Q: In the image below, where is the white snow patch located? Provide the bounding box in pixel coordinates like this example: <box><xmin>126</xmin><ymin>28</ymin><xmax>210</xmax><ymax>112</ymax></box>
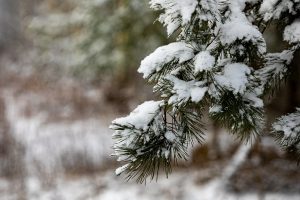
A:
<box><xmin>215</xmin><ymin>63</ymin><xmax>251</xmax><ymax>94</ymax></box>
<box><xmin>220</xmin><ymin>10</ymin><xmax>266</xmax><ymax>54</ymax></box>
<box><xmin>209</xmin><ymin>105</ymin><xmax>222</xmax><ymax>113</ymax></box>
<box><xmin>166</xmin><ymin>75</ymin><xmax>207</xmax><ymax>105</ymax></box>
<box><xmin>194</xmin><ymin>51</ymin><xmax>216</xmax><ymax>74</ymax></box>
<box><xmin>259</xmin><ymin>0</ymin><xmax>279</xmax><ymax>14</ymax></box>
<box><xmin>260</xmin><ymin>0</ymin><xmax>299</xmax><ymax>21</ymax></box>
<box><xmin>284</xmin><ymin>20</ymin><xmax>300</xmax><ymax>44</ymax></box>
<box><xmin>190</xmin><ymin>87</ymin><xmax>208</xmax><ymax>102</ymax></box>
<box><xmin>138</xmin><ymin>42</ymin><xmax>194</xmax><ymax>78</ymax></box>
<box><xmin>150</xmin><ymin>0</ymin><xmax>198</xmax><ymax>35</ymax></box>
<box><xmin>165</xmin><ymin>131</ymin><xmax>176</xmax><ymax>143</ymax></box>
<box><xmin>111</xmin><ymin>101</ymin><xmax>162</xmax><ymax>131</ymax></box>
<box><xmin>115</xmin><ymin>163</ymin><xmax>130</xmax><ymax>176</ymax></box>
<box><xmin>163</xmin><ymin>149</ymin><xmax>170</xmax><ymax>159</ymax></box>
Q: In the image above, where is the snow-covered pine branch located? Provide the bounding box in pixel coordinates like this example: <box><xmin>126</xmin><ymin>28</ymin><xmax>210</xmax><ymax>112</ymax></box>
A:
<box><xmin>273</xmin><ymin>109</ymin><xmax>300</xmax><ymax>158</ymax></box>
<box><xmin>111</xmin><ymin>0</ymin><xmax>300</xmax><ymax>182</ymax></box>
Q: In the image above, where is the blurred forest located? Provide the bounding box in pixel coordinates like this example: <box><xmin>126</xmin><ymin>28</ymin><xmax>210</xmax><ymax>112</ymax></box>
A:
<box><xmin>0</xmin><ymin>0</ymin><xmax>299</xmax><ymax>200</ymax></box>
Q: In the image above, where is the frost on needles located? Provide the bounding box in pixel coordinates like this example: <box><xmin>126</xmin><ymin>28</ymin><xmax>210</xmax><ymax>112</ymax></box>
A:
<box><xmin>110</xmin><ymin>0</ymin><xmax>300</xmax><ymax>182</ymax></box>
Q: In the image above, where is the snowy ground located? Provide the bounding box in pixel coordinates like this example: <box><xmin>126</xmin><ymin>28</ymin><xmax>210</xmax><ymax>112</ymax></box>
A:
<box><xmin>1</xmin><ymin>169</ymin><xmax>299</xmax><ymax>200</ymax></box>
<box><xmin>0</xmin><ymin>74</ymin><xmax>299</xmax><ymax>200</ymax></box>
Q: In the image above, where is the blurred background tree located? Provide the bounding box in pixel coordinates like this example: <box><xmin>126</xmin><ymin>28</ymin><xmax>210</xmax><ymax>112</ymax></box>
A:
<box><xmin>26</xmin><ymin>0</ymin><xmax>169</xmax><ymax>111</ymax></box>
<box><xmin>27</xmin><ymin>0</ymin><xmax>167</xmax><ymax>81</ymax></box>
<box><xmin>0</xmin><ymin>0</ymin><xmax>20</xmax><ymax>53</ymax></box>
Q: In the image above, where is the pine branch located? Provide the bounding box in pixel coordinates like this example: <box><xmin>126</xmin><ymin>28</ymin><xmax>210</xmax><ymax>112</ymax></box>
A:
<box><xmin>273</xmin><ymin>109</ymin><xmax>300</xmax><ymax>161</ymax></box>
<box><xmin>111</xmin><ymin>0</ymin><xmax>300</xmax><ymax>182</ymax></box>
<box><xmin>209</xmin><ymin>91</ymin><xmax>264</xmax><ymax>142</ymax></box>
<box><xmin>111</xmin><ymin>101</ymin><xmax>205</xmax><ymax>183</ymax></box>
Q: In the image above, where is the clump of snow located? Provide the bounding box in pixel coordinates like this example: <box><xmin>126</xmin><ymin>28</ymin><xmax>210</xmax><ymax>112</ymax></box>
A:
<box><xmin>166</xmin><ymin>75</ymin><xmax>207</xmax><ymax>105</ymax></box>
<box><xmin>260</xmin><ymin>0</ymin><xmax>299</xmax><ymax>21</ymax></box>
<box><xmin>215</xmin><ymin>63</ymin><xmax>251</xmax><ymax>94</ymax></box>
<box><xmin>259</xmin><ymin>0</ymin><xmax>279</xmax><ymax>17</ymax></box>
<box><xmin>190</xmin><ymin>87</ymin><xmax>208</xmax><ymax>102</ymax></box>
<box><xmin>165</xmin><ymin>131</ymin><xmax>176</xmax><ymax>143</ymax></box>
<box><xmin>219</xmin><ymin>11</ymin><xmax>266</xmax><ymax>54</ymax></box>
<box><xmin>111</xmin><ymin>101</ymin><xmax>163</xmax><ymax>131</ymax></box>
<box><xmin>284</xmin><ymin>20</ymin><xmax>300</xmax><ymax>44</ymax></box>
<box><xmin>138</xmin><ymin>42</ymin><xmax>194</xmax><ymax>78</ymax></box>
<box><xmin>150</xmin><ymin>0</ymin><xmax>198</xmax><ymax>35</ymax></box>
<box><xmin>194</xmin><ymin>51</ymin><xmax>216</xmax><ymax>74</ymax></box>
<box><xmin>115</xmin><ymin>163</ymin><xmax>130</xmax><ymax>176</ymax></box>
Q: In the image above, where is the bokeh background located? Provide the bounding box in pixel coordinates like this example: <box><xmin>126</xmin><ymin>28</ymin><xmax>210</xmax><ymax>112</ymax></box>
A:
<box><xmin>0</xmin><ymin>0</ymin><xmax>299</xmax><ymax>199</ymax></box>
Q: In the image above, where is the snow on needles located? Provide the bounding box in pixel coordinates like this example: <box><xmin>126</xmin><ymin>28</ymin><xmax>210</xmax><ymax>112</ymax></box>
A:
<box><xmin>215</xmin><ymin>63</ymin><xmax>251</xmax><ymax>94</ymax></box>
<box><xmin>138</xmin><ymin>42</ymin><xmax>194</xmax><ymax>78</ymax></box>
<box><xmin>220</xmin><ymin>10</ymin><xmax>266</xmax><ymax>54</ymax></box>
<box><xmin>273</xmin><ymin>108</ymin><xmax>300</xmax><ymax>140</ymax></box>
<box><xmin>115</xmin><ymin>163</ymin><xmax>130</xmax><ymax>176</ymax></box>
<box><xmin>194</xmin><ymin>51</ymin><xmax>216</xmax><ymax>74</ymax></box>
<box><xmin>150</xmin><ymin>0</ymin><xmax>198</xmax><ymax>35</ymax></box>
<box><xmin>111</xmin><ymin>101</ymin><xmax>163</xmax><ymax>131</ymax></box>
<box><xmin>260</xmin><ymin>0</ymin><xmax>300</xmax><ymax>21</ymax></box>
<box><xmin>166</xmin><ymin>75</ymin><xmax>208</xmax><ymax>105</ymax></box>
<box><xmin>284</xmin><ymin>20</ymin><xmax>300</xmax><ymax>44</ymax></box>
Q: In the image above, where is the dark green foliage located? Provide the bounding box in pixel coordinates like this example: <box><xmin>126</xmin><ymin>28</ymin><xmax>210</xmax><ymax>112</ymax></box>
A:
<box><xmin>210</xmin><ymin>91</ymin><xmax>264</xmax><ymax>141</ymax></box>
